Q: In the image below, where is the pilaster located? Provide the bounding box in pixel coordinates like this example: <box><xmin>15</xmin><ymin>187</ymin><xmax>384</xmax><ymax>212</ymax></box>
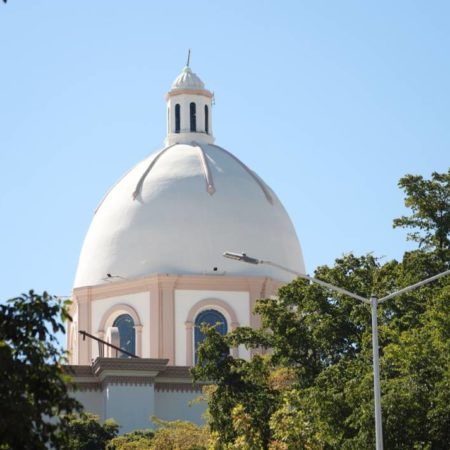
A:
<box><xmin>75</xmin><ymin>287</ymin><xmax>92</xmax><ymax>364</ymax></box>
<box><xmin>159</xmin><ymin>277</ymin><xmax>177</xmax><ymax>364</ymax></box>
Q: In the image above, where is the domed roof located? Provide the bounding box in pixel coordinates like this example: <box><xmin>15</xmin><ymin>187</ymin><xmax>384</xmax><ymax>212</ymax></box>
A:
<box><xmin>74</xmin><ymin>143</ymin><xmax>305</xmax><ymax>287</ymax></box>
<box><xmin>171</xmin><ymin>66</ymin><xmax>205</xmax><ymax>90</ymax></box>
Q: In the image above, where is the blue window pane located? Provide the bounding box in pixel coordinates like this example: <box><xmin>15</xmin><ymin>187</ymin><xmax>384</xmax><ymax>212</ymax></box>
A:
<box><xmin>194</xmin><ymin>309</ymin><xmax>227</xmax><ymax>363</ymax></box>
<box><xmin>113</xmin><ymin>314</ymin><xmax>135</xmax><ymax>358</ymax></box>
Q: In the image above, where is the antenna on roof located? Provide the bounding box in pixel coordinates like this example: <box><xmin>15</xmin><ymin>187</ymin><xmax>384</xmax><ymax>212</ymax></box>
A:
<box><xmin>186</xmin><ymin>49</ymin><xmax>191</xmax><ymax>67</ymax></box>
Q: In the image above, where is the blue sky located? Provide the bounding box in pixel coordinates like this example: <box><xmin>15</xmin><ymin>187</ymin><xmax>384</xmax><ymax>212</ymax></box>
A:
<box><xmin>0</xmin><ymin>1</ymin><xmax>449</xmax><ymax>304</ymax></box>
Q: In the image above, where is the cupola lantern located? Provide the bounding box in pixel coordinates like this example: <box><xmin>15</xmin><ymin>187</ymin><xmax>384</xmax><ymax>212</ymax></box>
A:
<box><xmin>165</xmin><ymin>65</ymin><xmax>214</xmax><ymax>146</ymax></box>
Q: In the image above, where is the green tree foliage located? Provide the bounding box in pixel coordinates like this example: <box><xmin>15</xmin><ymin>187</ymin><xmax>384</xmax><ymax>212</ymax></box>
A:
<box><xmin>106</xmin><ymin>429</ymin><xmax>154</xmax><ymax>450</ymax></box>
<box><xmin>192</xmin><ymin>330</ymin><xmax>279</xmax><ymax>448</ymax></box>
<box><xmin>194</xmin><ymin>250</ymin><xmax>450</xmax><ymax>449</ymax></box>
<box><xmin>147</xmin><ymin>418</ymin><xmax>208</xmax><ymax>450</ymax></box>
<box><xmin>194</xmin><ymin>169</ymin><xmax>450</xmax><ymax>449</ymax></box>
<box><xmin>106</xmin><ymin>419</ymin><xmax>207</xmax><ymax>450</ymax></box>
<box><xmin>393</xmin><ymin>169</ymin><xmax>450</xmax><ymax>251</ymax></box>
<box><xmin>62</xmin><ymin>413</ymin><xmax>119</xmax><ymax>450</ymax></box>
<box><xmin>0</xmin><ymin>291</ymin><xmax>82</xmax><ymax>450</ymax></box>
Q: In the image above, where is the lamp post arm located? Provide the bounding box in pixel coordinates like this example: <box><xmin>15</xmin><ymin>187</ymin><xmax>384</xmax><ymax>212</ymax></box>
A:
<box><xmin>378</xmin><ymin>268</ymin><xmax>450</xmax><ymax>303</ymax></box>
<box><xmin>261</xmin><ymin>259</ymin><xmax>370</xmax><ymax>304</ymax></box>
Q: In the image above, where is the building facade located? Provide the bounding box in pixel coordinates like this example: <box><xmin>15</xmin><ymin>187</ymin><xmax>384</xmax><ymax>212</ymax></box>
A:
<box><xmin>67</xmin><ymin>64</ymin><xmax>304</xmax><ymax>430</ymax></box>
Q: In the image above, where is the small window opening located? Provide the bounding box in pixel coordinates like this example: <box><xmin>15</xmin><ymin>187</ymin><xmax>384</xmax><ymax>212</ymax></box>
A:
<box><xmin>175</xmin><ymin>104</ymin><xmax>181</xmax><ymax>133</ymax></box>
<box><xmin>194</xmin><ymin>309</ymin><xmax>227</xmax><ymax>364</ymax></box>
<box><xmin>113</xmin><ymin>314</ymin><xmax>136</xmax><ymax>358</ymax></box>
<box><xmin>190</xmin><ymin>102</ymin><xmax>197</xmax><ymax>132</ymax></box>
<box><xmin>205</xmin><ymin>105</ymin><xmax>209</xmax><ymax>134</ymax></box>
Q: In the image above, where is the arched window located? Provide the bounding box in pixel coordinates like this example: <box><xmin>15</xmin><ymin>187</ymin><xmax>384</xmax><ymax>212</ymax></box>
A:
<box><xmin>190</xmin><ymin>102</ymin><xmax>197</xmax><ymax>132</ymax></box>
<box><xmin>194</xmin><ymin>309</ymin><xmax>227</xmax><ymax>363</ymax></box>
<box><xmin>204</xmin><ymin>105</ymin><xmax>209</xmax><ymax>134</ymax></box>
<box><xmin>113</xmin><ymin>314</ymin><xmax>135</xmax><ymax>358</ymax></box>
<box><xmin>175</xmin><ymin>104</ymin><xmax>181</xmax><ymax>133</ymax></box>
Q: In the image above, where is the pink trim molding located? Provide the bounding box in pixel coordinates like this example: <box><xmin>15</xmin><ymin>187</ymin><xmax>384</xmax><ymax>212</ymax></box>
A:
<box><xmin>71</xmin><ymin>274</ymin><xmax>283</xmax><ymax>365</ymax></box>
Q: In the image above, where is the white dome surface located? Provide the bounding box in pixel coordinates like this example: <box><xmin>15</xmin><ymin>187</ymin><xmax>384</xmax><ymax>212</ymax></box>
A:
<box><xmin>74</xmin><ymin>143</ymin><xmax>305</xmax><ymax>287</ymax></box>
<box><xmin>171</xmin><ymin>66</ymin><xmax>205</xmax><ymax>90</ymax></box>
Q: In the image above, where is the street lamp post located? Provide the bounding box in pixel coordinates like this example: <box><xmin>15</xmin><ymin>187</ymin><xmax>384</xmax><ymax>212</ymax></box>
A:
<box><xmin>223</xmin><ymin>251</ymin><xmax>450</xmax><ymax>450</ymax></box>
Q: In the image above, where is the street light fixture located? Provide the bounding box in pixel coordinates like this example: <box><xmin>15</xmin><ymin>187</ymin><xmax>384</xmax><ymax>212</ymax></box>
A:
<box><xmin>223</xmin><ymin>251</ymin><xmax>450</xmax><ymax>450</ymax></box>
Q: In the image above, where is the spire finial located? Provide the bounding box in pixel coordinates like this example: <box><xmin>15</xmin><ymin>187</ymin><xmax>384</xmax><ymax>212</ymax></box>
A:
<box><xmin>186</xmin><ymin>49</ymin><xmax>191</xmax><ymax>67</ymax></box>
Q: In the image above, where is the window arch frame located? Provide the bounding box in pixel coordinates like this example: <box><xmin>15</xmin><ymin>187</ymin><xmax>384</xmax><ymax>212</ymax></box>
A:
<box><xmin>185</xmin><ymin>299</ymin><xmax>239</xmax><ymax>366</ymax></box>
<box><xmin>194</xmin><ymin>309</ymin><xmax>227</xmax><ymax>363</ymax></box>
<box><xmin>97</xmin><ymin>304</ymin><xmax>143</xmax><ymax>357</ymax></box>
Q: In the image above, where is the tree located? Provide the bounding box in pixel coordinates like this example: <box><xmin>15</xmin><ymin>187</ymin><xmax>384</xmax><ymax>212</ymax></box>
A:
<box><xmin>146</xmin><ymin>418</ymin><xmax>208</xmax><ymax>450</ymax></box>
<box><xmin>193</xmin><ymin>169</ymin><xmax>450</xmax><ymax>449</ymax></box>
<box><xmin>107</xmin><ymin>419</ymin><xmax>208</xmax><ymax>450</ymax></box>
<box><xmin>192</xmin><ymin>329</ymin><xmax>280</xmax><ymax>448</ymax></box>
<box><xmin>62</xmin><ymin>413</ymin><xmax>119</xmax><ymax>450</ymax></box>
<box><xmin>193</xmin><ymin>254</ymin><xmax>378</xmax><ymax>448</ymax></box>
<box><xmin>0</xmin><ymin>290</ymin><xmax>82</xmax><ymax>449</ymax></box>
<box><xmin>193</xmin><ymin>250</ymin><xmax>450</xmax><ymax>449</ymax></box>
<box><xmin>106</xmin><ymin>429</ymin><xmax>154</xmax><ymax>450</ymax></box>
<box><xmin>393</xmin><ymin>169</ymin><xmax>450</xmax><ymax>251</ymax></box>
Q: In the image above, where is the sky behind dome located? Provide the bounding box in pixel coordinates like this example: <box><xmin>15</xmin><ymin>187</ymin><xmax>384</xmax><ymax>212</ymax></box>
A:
<box><xmin>0</xmin><ymin>1</ymin><xmax>449</xmax><ymax>304</ymax></box>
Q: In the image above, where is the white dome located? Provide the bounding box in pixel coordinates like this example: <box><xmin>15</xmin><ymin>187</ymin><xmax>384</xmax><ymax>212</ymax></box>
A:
<box><xmin>74</xmin><ymin>143</ymin><xmax>305</xmax><ymax>287</ymax></box>
<box><xmin>171</xmin><ymin>66</ymin><xmax>205</xmax><ymax>90</ymax></box>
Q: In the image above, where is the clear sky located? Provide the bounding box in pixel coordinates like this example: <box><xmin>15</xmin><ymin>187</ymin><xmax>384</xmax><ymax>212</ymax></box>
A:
<box><xmin>0</xmin><ymin>1</ymin><xmax>449</xmax><ymax>304</ymax></box>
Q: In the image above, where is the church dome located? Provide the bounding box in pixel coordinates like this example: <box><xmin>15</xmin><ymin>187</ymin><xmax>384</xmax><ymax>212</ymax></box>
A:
<box><xmin>73</xmin><ymin>65</ymin><xmax>305</xmax><ymax>287</ymax></box>
<box><xmin>74</xmin><ymin>142</ymin><xmax>304</xmax><ymax>287</ymax></box>
<box><xmin>171</xmin><ymin>66</ymin><xmax>205</xmax><ymax>90</ymax></box>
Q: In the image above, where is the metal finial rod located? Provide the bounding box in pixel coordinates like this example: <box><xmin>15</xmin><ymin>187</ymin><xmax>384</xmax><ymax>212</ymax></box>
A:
<box><xmin>186</xmin><ymin>49</ymin><xmax>191</xmax><ymax>67</ymax></box>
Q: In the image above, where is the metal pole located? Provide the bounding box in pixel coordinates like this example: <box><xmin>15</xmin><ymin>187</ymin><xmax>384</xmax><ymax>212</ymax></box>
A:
<box><xmin>379</xmin><ymin>267</ymin><xmax>450</xmax><ymax>303</ymax></box>
<box><xmin>223</xmin><ymin>251</ymin><xmax>450</xmax><ymax>450</ymax></box>
<box><xmin>371</xmin><ymin>297</ymin><xmax>383</xmax><ymax>450</ymax></box>
<box><xmin>261</xmin><ymin>259</ymin><xmax>369</xmax><ymax>303</ymax></box>
<box><xmin>78</xmin><ymin>330</ymin><xmax>139</xmax><ymax>359</ymax></box>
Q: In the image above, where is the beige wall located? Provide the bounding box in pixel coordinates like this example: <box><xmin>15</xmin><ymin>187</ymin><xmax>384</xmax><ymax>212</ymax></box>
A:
<box><xmin>69</xmin><ymin>274</ymin><xmax>281</xmax><ymax>366</ymax></box>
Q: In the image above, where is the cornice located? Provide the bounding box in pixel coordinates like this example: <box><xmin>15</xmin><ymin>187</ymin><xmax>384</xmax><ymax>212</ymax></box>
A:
<box><xmin>102</xmin><ymin>376</ymin><xmax>154</xmax><ymax>387</ymax></box>
<box><xmin>72</xmin><ymin>381</ymin><xmax>102</xmax><ymax>391</ymax></box>
<box><xmin>72</xmin><ymin>380</ymin><xmax>204</xmax><ymax>392</ymax></box>
<box><xmin>174</xmin><ymin>275</ymin><xmax>255</xmax><ymax>291</ymax></box>
<box><xmin>66</xmin><ymin>362</ymin><xmax>194</xmax><ymax>379</ymax></box>
<box><xmin>92</xmin><ymin>357</ymin><xmax>169</xmax><ymax>376</ymax></box>
<box><xmin>160</xmin><ymin>366</ymin><xmax>193</xmax><ymax>378</ymax></box>
<box><xmin>65</xmin><ymin>360</ymin><xmax>210</xmax><ymax>392</ymax></box>
<box><xmin>155</xmin><ymin>382</ymin><xmax>203</xmax><ymax>393</ymax></box>
<box><xmin>166</xmin><ymin>89</ymin><xmax>213</xmax><ymax>100</ymax></box>
<box><xmin>74</xmin><ymin>286</ymin><xmax>92</xmax><ymax>303</ymax></box>
<box><xmin>73</xmin><ymin>274</ymin><xmax>281</xmax><ymax>302</ymax></box>
<box><xmin>65</xmin><ymin>365</ymin><xmax>93</xmax><ymax>377</ymax></box>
